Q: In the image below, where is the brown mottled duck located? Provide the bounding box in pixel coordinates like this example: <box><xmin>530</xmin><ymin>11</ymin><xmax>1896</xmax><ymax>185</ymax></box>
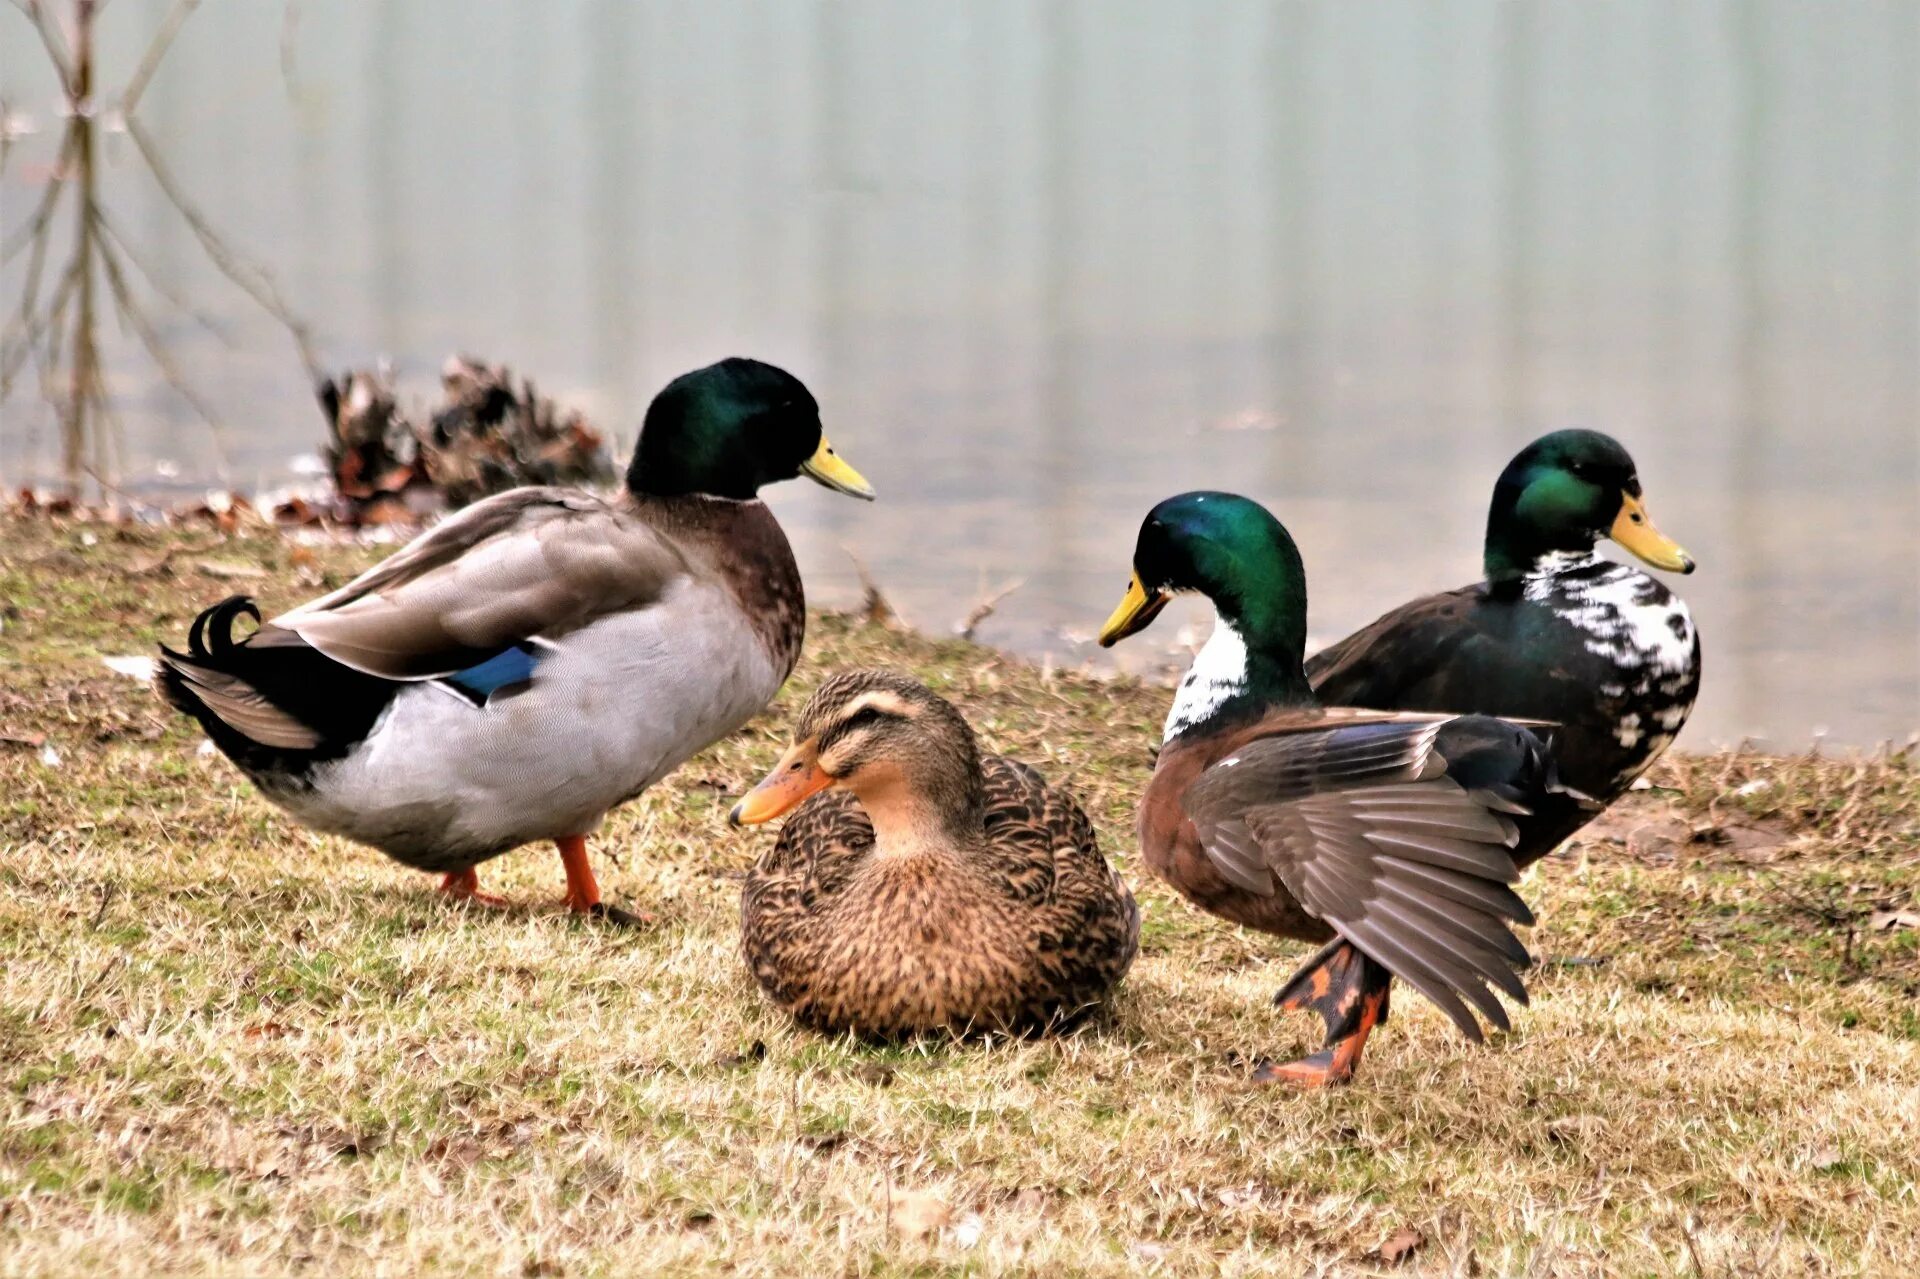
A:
<box><xmin>729</xmin><ymin>670</ymin><xmax>1140</xmax><ymax>1038</ymax></box>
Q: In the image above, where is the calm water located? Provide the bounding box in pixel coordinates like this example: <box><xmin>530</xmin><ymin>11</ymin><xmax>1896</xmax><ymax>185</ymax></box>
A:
<box><xmin>3</xmin><ymin>2</ymin><xmax>1916</xmax><ymax>749</ymax></box>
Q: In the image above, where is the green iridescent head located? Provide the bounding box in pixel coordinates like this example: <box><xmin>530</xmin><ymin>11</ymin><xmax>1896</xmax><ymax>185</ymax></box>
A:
<box><xmin>1484</xmin><ymin>429</ymin><xmax>1693</xmax><ymax>582</ymax></box>
<box><xmin>1098</xmin><ymin>491</ymin><xmax>1310</xmax><ymax>676</ymax></box>
<box><xmin>626</xmin><ymin>358</ymin><xmax>874</xmax><ymax>502</ymax></box>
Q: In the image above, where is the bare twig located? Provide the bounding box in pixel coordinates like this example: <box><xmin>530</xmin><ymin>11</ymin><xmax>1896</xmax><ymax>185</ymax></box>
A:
<box><xmin>954</xmin><ymin>574</ymin><xmax>1026</xmax><ymax>641</ymax></box>
<box><xmin>842</xmin><ymin>545</ymin><xmax>902</xmax><ymax>630</ymax></box>
<box><xmin>0</xmin><ymin>118</ymin><xmax>75</xmax><ymax>266</ymax></box>
<box><xmin>93</xmin><ymin>210</ymin><xmax>234</xmax><ymax>477</ymax></box>
<box><xmin>10</xmin><ymin>0</ymin><xmax>77</xmax><ymax>89</ymax></box>
<box><xmin>125</xmin><ymin>117</ymin><xmax>322</xmax><ymax>380</ymax></box>
<box><xmin>118</xmin><ymin>0</ymin><xmax>200</xmax><ymax>115</ymax></box>
<box><xmin>91</xmin><ymin>203</ymin><xmax>229</xmax><ymax>340</ymax></box>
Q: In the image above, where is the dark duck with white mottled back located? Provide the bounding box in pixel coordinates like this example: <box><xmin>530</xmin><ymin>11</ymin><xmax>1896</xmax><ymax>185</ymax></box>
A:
<box><xmin>1100</xmin><ymin>492</ymin><xmax>1591</xmax><ymax>1086</ymax></box>
<box><xmin>1307</xmin><ymin>429</ymin><xmax>1700</xmax><ymax>831</ymax></box>
<box><xmin>730</xmin><ymin>670</ymin><xmax>1139</xmax><ymax>1038</ymax></box>
<box><xmin>157</xmin><ymin>358</ymin><xmax>874</xmax><ymax>922</ymax></box>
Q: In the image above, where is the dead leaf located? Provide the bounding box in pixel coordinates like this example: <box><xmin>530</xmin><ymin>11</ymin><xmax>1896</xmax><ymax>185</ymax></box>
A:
<box><xmin>1377</xmin><ymin>1225</ymin><xmax>1425</xmax><ymax>1266</ymax></box>
<box><xmin>889</xmin><ymin>1187</ymin><xmax>951</xmax><ymax>1240</ymax></box>
<box><xmin>0</xmin><ymin>730</ymin><xmax>47</xmax><ymax>750</ymax></box>
<box><xmin>1868</xmin><ymin>910</ymin><xmax>1920</xmax><ymax>932</ymax></box>
<box><xmin>195</xmin><ymin>559</ymin><xmax>270</xmax><ymax>582</ymax></box>
<box><xmin>1004</xmin><ymin>1187</ymin><xmax>1049</xmax><ymax>1215</ymax></box>
<box><xmin>1546</xmin><ymin>1114</ymin><xmax>1608</xmax><ymax>1146</ymax></box>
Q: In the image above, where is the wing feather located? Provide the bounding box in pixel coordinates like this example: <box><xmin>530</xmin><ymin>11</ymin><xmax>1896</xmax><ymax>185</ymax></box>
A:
<box><xmin>1185</xmin><ymin>714</ymin><xmax>1548</xmax><ymax>1039</ymax></box>
<box><xmin>271</xmin><ymin>489</ymin><xmax>686</xmax><ymax>679</ymax></box>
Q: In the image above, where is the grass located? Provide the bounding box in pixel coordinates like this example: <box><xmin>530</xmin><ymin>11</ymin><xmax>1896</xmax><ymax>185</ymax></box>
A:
<box><xmin>1</xmin><ymin>515</ymin><xmax>1917</xmax><ymax>1277</ymax></box>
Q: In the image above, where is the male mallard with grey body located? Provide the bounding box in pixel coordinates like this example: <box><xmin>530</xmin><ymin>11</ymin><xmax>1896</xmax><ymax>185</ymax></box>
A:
<box><xmin>157</xmin><ymin>358</ymin><xmax>873</xmax><ymax>921</ymax></box>
<box><xmin>1101</xmin><ymin>492</ymin><xmax>1591</xmax><ymax>1085</ymax></box>
<box><xmin>730</xmin><ymin>671</ymin><xmax>1139</xmax><ymax>1038</ymax></box>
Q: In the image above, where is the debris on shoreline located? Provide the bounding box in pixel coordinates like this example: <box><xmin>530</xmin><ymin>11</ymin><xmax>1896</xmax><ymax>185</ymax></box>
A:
<box><xmin>315</xmin><ymin>355</ymin><xmax>617</xmax><ymax>522</ymax></box>
<box><xmin>8</xmin><ymin>355</ymin><xmax>619</xmax><ymax>532</ymax></box>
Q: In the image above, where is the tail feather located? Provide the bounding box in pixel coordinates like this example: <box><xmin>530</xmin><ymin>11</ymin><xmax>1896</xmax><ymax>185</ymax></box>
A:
<box><xmin>158</xmin><ymin>595</ymin><xmax>391</xmax><ymax>764</ymax></box>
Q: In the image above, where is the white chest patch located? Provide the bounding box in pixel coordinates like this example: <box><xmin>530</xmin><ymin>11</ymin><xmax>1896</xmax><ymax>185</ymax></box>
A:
<box><xmin>1165</xmin><ymin>619</ymin><xmax>1249</xmax><ymax>739</ymax></box>
<box><xmin>1523</xmin><ymin>552</ymin><xmax>1696</xmax><ymax>676</ymax></box>
<box><xmin>1524</xmin><ymin>551</ymin><xmax>1700</xmax><ymax>783</ymax></box>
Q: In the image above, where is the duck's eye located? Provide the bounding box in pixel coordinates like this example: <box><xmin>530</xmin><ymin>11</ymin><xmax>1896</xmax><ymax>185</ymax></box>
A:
<box><xmin>842</xmin><ymin>707</ymin><xmax>886</xmax><ymax>732</ymax></box>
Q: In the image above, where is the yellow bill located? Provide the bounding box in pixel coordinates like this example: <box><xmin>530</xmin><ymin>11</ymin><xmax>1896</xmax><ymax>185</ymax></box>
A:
<box><xmin>1098</xmin><ymin>572</ymin><xmax>1170</xmax><ymax>647</ymax></box>
<box><xmin>729</xmin><ymin>738</ymin><xmax>833</xmax><ymax>826</ymax></box>
<box><xmin>801</xmin><ymin>435</ymin><xmax>875</xmax><ymax>500</ymax></box>
<box><xmin>1610</xmin><ymin>491</ymin><xmax>1695</xmax><ymax>574</ymax></box>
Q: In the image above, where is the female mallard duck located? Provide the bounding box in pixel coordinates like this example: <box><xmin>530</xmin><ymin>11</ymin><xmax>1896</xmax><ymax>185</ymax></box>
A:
<box><xmin>158</xmin><ymin>358</ymin><xmax>873</xmax><ymax>922</ymax></box>
<box><xmin>1100</xmin><ymin>492</ymin><xmax>1589</xmax><ymax>1086</ymax></box>
<box><xmin>1308</xmin><ymin>429</ymin><xmax>1699</xmax><ymax>817</ymax></box>
<box><xmin>729</xmin><ymin>670</ymin><xmax>1140</xmax><ymax>1037</ymax></box>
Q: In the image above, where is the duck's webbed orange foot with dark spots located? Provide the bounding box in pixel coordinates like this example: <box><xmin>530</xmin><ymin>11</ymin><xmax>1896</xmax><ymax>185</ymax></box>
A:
<box><xmin>555</xmin><ymin>834</ymin><xmax>653</xmax><ymax>928</ymax></box>
<box><xmin>438</xmin><ymin>867</ymin><xmax>510</xmax><ymax>909</ymax></box>
<box><xmin>1252</xmin><ymin>939</ymin><xmax>1393</xmax><ymax>1088</ymax></box>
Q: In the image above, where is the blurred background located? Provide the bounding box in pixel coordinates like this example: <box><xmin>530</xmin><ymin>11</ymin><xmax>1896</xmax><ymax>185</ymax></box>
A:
<box><xmin>2</xmin><ymin>1</ymin><xmax>1915</xmax><ymax>750</ymax></box>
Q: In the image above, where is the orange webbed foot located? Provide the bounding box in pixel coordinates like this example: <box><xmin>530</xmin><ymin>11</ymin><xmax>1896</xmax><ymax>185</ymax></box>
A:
<box><xmin>1254</xmin><ymin>940</ymin><xmax>1393</xmax><ymax>1088</ymax></box>
<box><xmin>554</xmin><ymin>835</ymin><xmax>651</xmax><ymax>927</ymax></box>
<box><xmin>438</xmin><ymin>868</ymin><xmax>510</xmax><ymax>909</ymax></box>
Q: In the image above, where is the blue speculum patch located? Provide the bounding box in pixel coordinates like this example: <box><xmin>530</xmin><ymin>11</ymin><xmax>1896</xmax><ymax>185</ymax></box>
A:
<box><xmin>445</xmin><ymin>645</ymin><xmax>540</xmax><ymax>700</ymax></box>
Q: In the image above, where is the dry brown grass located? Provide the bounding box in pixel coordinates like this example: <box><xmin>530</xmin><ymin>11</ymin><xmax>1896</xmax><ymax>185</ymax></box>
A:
<box><xmin>1</xmin><ymin>517</ymin><xmax>1916</xmax><ymax>1277</ymax></box>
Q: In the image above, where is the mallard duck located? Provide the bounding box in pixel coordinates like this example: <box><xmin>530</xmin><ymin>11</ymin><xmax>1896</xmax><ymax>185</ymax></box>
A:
<box><xmin>728</xmin><ymin>670</ymin><xmax>1140</xmax><ymax>1037</ymax></box>
<box><xmin>1100</xmin><ymin>492</ymin><xmax>1590</xmax><ymax>1086</ymax></box>
<box><xmin>1308</xmin><ymin>429</ymin><xmax>1698</xmax><ymax>817</ymax></box>
<box><xmin>158</xmin><ymin>357</ymin><xmax>873</xmax><ymax>922</ymax></box>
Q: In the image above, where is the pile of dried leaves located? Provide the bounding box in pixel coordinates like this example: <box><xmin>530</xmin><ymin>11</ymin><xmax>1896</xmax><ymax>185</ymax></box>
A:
<box><xmin>313</xmin><ymin>355</ymin><xmax>617</xmax><ymax>523</ymax></box>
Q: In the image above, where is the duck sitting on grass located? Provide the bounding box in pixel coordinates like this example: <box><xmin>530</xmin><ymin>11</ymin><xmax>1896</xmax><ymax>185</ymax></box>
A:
<box><xmin>1100</xmin><ymin>492</ymin><xmax>1593</xmax><ymax>1086</ymax></box>
<box><xmin>730</xmin><ymin>670</ymin><xmax>1140</xmax><ymax>1038</ymax></box>
<box><xmin>157</xmin><ymin>358</ymin><xmax>872</xmax><ymax>923</ymax></box>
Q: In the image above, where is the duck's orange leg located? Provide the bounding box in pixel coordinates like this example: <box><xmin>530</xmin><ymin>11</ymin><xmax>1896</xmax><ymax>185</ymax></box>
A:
<box><xmin>1252</xmin><ymin>940</ymin><xmax>1393</xmax><ymax>1088</ymax></box>
<box><xmin>438</xmin><ymin>867</ymin><xmax>510</xmax><ymax>908</ymax></box>
<box><xmin>555</xmin><ymin>835</ymin><xmax>651</xmax><ymax>927</ymax></box>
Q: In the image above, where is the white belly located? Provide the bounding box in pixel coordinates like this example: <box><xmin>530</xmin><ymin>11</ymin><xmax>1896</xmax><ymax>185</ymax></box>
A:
<box><xmin>279</xmin><ymin>577</ymin><xmax>786</xmax><ymax>868</ymax></box>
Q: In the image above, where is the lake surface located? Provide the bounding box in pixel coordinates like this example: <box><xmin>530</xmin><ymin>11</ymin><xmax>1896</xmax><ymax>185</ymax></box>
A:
<box><xmin>3</xmin><ymin>1</ymin><xmax>1916</xmax><ymax>749</ymax></box>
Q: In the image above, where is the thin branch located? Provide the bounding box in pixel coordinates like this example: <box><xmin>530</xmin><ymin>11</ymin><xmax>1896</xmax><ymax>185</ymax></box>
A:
<box><xmin>119</xmin><ymin>0</ymin><xmax>200</xmax><ymax>116</ymax></box>
<box><xmin>0</xmin><ymin>120</ymin><xmax>76</xmax><ymax>265</ymax></box>
<box><xmin>91</xmin><ymin>203</ymin><xmax>230</xmax><ymax>342</ymax></box>
<box><xmin>0</xmin><ymin>239</ymin><xmax>82</xmax><ymax>399</ymax></box>
<box><xmin>9</xmin><ymin>0</ymin><xmax>76</xmax><ymax>89</ymax></box>
<box><xmin>954</xmin><ymin>575</ymin><xmax>1027</xmax><ymax>641</ymax></box>
<box><xmin>93</xmin><ymin>211</ymin><xmax>234</xmax><ymax>477</ymax></box>
<box><xmin>124</xmin><ymin>116</ymin><xmax>322</xmax><ymax>380</ymax></box>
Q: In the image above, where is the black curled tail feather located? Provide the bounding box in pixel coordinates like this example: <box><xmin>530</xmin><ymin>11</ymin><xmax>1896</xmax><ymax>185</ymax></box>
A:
<box><xmin>157</xmin><ymin>596</ymin><xmax>400</xmax><ymax>773</ymax></box>
<box><xmin>185</xmin><ymin>595</ymin><xmax>262</xmax><ymax>661</ymax></box>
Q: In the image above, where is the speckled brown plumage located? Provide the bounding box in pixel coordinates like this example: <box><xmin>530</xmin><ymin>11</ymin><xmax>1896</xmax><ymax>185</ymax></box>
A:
<box><xmin>741</xmin><ymin>736</ymin><xmax>1138</xmax><ymax>1039</ymax></box>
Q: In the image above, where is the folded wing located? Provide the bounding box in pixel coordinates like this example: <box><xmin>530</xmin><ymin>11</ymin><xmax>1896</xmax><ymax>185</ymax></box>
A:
<box><xmin>271</xmin><ymin>488</ymin><xmax>686</xmax><ymax>679</ymax></box>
